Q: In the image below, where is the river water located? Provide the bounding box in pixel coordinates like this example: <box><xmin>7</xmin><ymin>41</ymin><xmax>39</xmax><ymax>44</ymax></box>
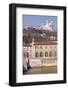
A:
<box><xmin>23</xmin><ymin>66</ymin><xmax>57</xmax><ymax>75</ymax></box>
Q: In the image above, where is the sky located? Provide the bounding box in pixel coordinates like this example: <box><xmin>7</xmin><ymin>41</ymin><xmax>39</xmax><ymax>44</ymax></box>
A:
<box><xmin>23</xmin><ymin>15</ymin><xmax>57</xmax><ymax>31</ymax></box>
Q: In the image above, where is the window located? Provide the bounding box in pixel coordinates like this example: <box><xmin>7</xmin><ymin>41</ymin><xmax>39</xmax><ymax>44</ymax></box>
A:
<box><xmin>35</xmin><ymin>52</ymin><xmax>38</xmax><ymax>57</ymax></box>
<box><xmin>45</xmin><ymin>52</ymin><xmax>48</xmax><ymax>57</ymax></box>
<box><xmin>49</xmin><ymin>51</ymin><xmax>53</xmax><ymax>57</ymax></box>
<box><xmin>49</xmin><ymin>46</ymin><xmax>52</xmax><ymax>49</ymax></box>
<box><xmin>40</xmin><ymin>46</ymin><xmax>43</xmax><ymax>49</ymax></box>
<box><xmin>45</xmin><ymin>46</ymin><xmax>47</xmax><ymax>49</ymax></box>
<box><xmin>54</xmin><ymin>51</ymin><xmax>57</xmax><ymax>57</ymax></box>
<box><xmin>40</xmin><ymin>52</ymin><xmax>43</xmax><ymax>57</ymax></box>
<box><xmin>35</xmin><ymin>46</ymin><xmax>39</xmax><ymax>49</ymax></box>
<box><xmin>54</xmin><ymin>46</ymin><xmax>56</xmax><ymax>48</ymax></box>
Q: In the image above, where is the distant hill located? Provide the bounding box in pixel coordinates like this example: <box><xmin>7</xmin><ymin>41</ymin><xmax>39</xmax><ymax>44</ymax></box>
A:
<box><xmin>23</xmin><ymin>27</ymin><xmax>57</xmax><ymax>44</ymax></box>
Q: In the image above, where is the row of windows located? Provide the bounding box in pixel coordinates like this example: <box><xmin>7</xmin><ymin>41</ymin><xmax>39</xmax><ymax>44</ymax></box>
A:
<box><xmin>35</xmin><ymin>51</ymin><xmax>57</xmax><ymax>57</ymax></box>
<box><xmin>35</xmin><ymin>46</ymin><xmax>56</xmax><ymax>49</ymax></box>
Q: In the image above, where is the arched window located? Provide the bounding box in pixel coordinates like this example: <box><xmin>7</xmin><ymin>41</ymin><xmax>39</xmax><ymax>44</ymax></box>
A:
<box><xmin>54</xmin><ymin>51</ymin><xmax>57</xmax><ymax>57</ymax></box>
<box><xmin>35</xmin><ymin>46</ymin><xmax>39</xmax><ymax>49</ymax></box>
<box><xmin>35</xmin><ymin>52</ymin><xmax>38</xmax><ymax>57</ymax></box>
<box><xmin>49</xmin><ymin>51</ymin><xmax>53</xmax><ymax>57</ymax></box>
<box><xmin>45</xmin><ymin>46</ymin><xmax>47</xmax><ymax>49</ymax></box>
<box><xmin>45</xmin><ymin>52</ymin><xmax>48</xmax><ymax>57</ymax></box>
<box><xmin>40</xmin><ymin>52</ymin><xmax>43</xmax><ymax>57</ymax></box>
<box><xmin>40</xmin><ymin>46</ymin><xmax>43</xmax><ymax>49</ymax></box>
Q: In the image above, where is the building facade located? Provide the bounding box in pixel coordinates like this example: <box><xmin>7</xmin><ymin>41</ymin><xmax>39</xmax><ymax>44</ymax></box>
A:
<box><xmin>23</xmin><ymin>41</ymin><xmax>57</xmax><ymax>60</ymax></box>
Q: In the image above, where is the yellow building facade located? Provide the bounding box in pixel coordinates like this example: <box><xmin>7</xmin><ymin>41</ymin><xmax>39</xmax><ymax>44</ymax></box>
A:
<box><xmin>31</xmin><ymin>41</ymin><xmax>57</xmax><ymax>60</ymax></box>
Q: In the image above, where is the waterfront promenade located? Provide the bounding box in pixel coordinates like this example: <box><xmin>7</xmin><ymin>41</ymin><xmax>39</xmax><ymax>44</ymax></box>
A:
<box><xmin>23</xmin><ymin>58</ymin><xmax>57</xmax><ymax>75</ymax></box>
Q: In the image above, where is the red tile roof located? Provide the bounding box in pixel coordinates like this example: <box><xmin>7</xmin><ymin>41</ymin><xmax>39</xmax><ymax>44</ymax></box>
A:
<box><xmin>23</xmin><ymin>41</ymin><xmax>57</xmax><ymax>47</ymax></box>
<box><xmin>34</xmin><ymin>41</ymin><xmax>57</xmax><ymax>45</ymax></box>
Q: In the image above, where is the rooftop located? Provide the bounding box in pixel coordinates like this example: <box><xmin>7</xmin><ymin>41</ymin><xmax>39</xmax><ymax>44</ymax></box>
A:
<box><xmin>23</xmin><ymin>41</ymin><xmax>57</xmax><ymax>47</ymax></box>
<box><xmin>34</xmin><ymin>41</ymin><xmax>57</xmax><ymax>45</ymax></box>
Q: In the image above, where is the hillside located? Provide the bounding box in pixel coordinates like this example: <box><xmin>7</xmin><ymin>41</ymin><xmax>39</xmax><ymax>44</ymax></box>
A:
<box><xmin>23</xmin><ymin>27</ymin><xmax>57</xmax><ymax>44</ymax></box>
